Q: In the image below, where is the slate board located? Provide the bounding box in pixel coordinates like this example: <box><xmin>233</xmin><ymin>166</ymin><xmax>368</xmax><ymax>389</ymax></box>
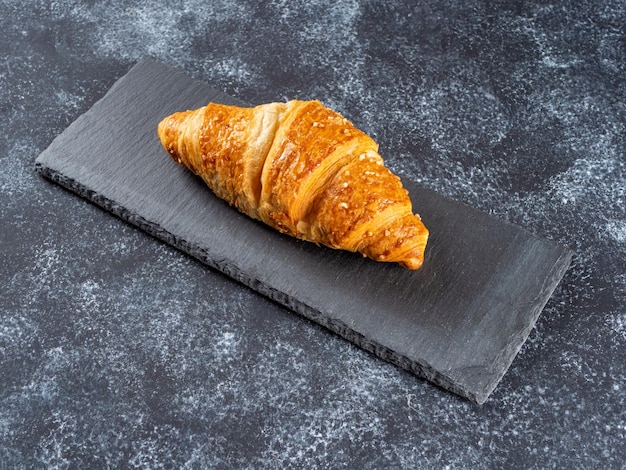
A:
<box><xmin>34</xmin><ymin>58</ymin><xmax>572</xmax><ymax>404</ymax></box>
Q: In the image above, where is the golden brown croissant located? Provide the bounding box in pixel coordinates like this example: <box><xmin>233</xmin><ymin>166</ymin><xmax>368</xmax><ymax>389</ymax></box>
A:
<box><xmin>157</xmin><ymin>100</ymin><xmax>428</xmax><ymax>269</ymax></box>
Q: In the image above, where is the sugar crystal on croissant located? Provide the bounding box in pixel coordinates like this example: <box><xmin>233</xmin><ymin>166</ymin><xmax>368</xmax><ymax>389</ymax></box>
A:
<box><xmin>157</xmin><ymin>100</ymin><xmax>428</xmax><ymax>269</ymax></box>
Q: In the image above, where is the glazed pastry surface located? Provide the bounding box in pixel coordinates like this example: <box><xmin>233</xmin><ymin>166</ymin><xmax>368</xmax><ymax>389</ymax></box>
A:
<box><xmin>158</xmin><ymin>100</ymin><xmax>428</xmax><ymax>269</ymax></box>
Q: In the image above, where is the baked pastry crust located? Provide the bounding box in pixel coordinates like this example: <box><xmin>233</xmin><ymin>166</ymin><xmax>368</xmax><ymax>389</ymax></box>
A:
<box><xmin>158</xmin><ymin>100</ymin><xmax>428</xmax><ymax>269</ymax></box>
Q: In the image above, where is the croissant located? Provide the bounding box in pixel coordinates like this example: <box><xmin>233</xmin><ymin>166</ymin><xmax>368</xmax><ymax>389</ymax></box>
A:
<box><xmin>157</xmin><ymin>100</ymin><xmax>428</xmax><ymax>269</ymax></box>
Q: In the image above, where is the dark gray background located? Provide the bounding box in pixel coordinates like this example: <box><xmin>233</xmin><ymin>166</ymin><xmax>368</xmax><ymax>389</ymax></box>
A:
<box><xmin>1</xmin><ymin>1</ymin><xmax>624</xmax><ymax>468</ymax></box>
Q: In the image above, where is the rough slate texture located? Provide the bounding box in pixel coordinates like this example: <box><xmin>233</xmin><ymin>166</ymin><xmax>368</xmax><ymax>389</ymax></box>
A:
<box><xmin>1</xmin><ymin>1</ymin><xmax>625</xmax><ymax>468</ymax></box>
<box><xmin>35</xmin><ymin>58</ymin><xmax>572</xmax><ymax>405</ymax></box>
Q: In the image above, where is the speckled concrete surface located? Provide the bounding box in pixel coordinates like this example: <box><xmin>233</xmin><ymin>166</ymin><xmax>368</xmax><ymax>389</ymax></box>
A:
<box><xmin>1</xmin><ymin>1</ymin><xmax>624</xmax><ymax>468</ymax></box>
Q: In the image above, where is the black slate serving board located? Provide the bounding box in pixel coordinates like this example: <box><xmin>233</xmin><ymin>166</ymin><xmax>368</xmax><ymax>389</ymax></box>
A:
<box><xmin>35</xmin><ymin>58</ymin><xmax>572</xmax><ymax>404</ymax></box>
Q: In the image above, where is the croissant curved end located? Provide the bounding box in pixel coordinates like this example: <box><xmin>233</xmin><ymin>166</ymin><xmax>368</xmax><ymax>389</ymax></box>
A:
<box><xmin>400</xmin><ymin>258</ymin><xmax>423</xmax><ymax>270</ymax></box>
<box><xmin>373</xmin><ymin>228</ymin><xmax>429</xmax><ymax>270</ymax></box>
<box><xmin>157</xmin><ymin>111</ymin><xmax>188</xmax><ymax>161</ymax></box>
<box><xmin>397</xmin><ymin>236</ymin><xmax>429</xmax><ymax>270</ymax></box>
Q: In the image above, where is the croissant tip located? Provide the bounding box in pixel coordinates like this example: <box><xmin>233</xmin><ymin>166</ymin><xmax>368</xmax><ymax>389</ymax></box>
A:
<box><xmin>401</xmin><ymin>258</ymin><xmax>424</xmax><ymax>270</ymax></box>
<box><xmin>157</xmin><ymin>117</ymin><xmax>168</xmax><ymax>141</ymax></box>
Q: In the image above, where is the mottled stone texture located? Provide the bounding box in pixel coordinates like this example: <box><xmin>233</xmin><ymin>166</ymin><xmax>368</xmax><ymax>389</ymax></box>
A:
<box><xmin>1</xmin><ymin>1</ymin><xmax>625</xmax><ymax>468</ymax></box>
